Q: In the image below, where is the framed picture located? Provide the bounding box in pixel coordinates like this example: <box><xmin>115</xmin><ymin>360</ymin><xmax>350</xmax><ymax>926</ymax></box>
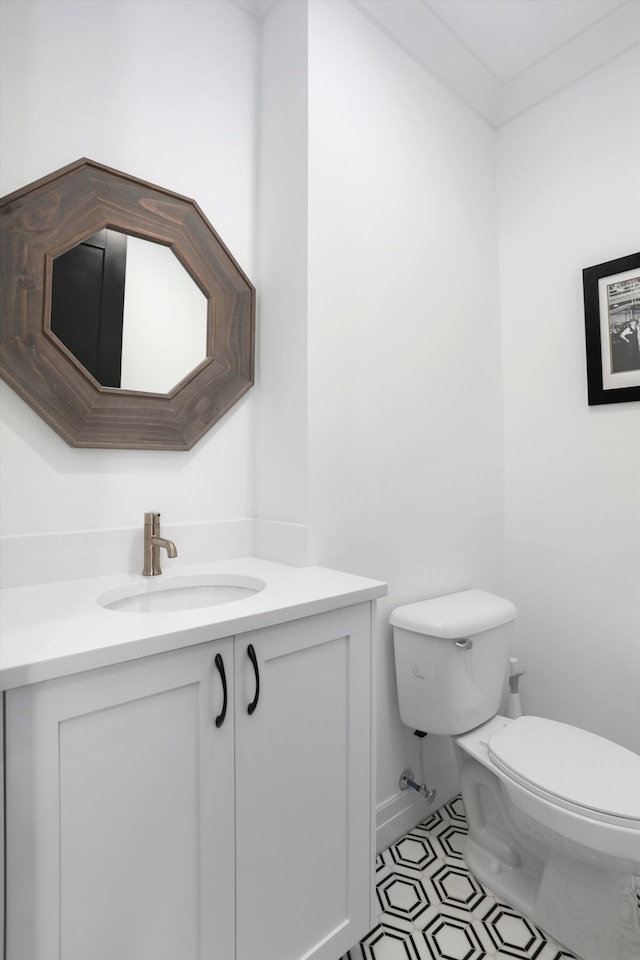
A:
<box><xmin>583</xmin><ymin>252</ymin><xmax>640</xmax><ymax>405</ymax></box>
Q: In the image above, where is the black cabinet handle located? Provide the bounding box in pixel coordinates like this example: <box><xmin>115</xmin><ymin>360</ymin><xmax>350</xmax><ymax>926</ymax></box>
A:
<box><xmin>247</xmin><ymin>644</ymin><xmax>260</xmax><ymax>715</ymax></box>
<box><xmin>214</xmin><ymin>653</ymin><xmax>227</xmax><ymax>728</ymax></box>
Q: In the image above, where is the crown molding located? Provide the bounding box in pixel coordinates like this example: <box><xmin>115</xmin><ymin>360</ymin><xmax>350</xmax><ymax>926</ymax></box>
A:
<box><xmin>495</xmin><ymin>1</ymin><xmax>640</xmax><ymax>125</ymax></box>
<box><xmin>351</xmin><ymin>0</ymin><xmax>640</xmax><ymax>126</ymax></box>
<box><xmin>232</xmin><ymin>0</ymin><xmax>639</xmax><ymax>125</ymax></box>
<box><xmin>229</xmin><ymin>0</ymin><xmax>275</xmax><ymax>20</ymax></box>
<box><xmin>351</xmin><ymin>0</ymin><xmax>500</xmax><ymax>122</ymax></box>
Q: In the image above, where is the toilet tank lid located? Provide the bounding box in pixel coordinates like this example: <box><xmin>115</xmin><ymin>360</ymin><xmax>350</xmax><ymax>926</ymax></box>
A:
<box><xmin>389</xmin><ymin>589</ymin><xmax>516</xmax><ymax>638</ymax></box>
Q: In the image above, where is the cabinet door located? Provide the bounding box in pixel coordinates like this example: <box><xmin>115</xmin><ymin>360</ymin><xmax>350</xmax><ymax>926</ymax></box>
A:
<box><xmin>234</xmin><ymin>604</ymin><xmax>373</xmax><ymax>960</ymax></box>
<box><xmin>5</xmin><ymin>639</ymin><xmax>235</xmax><ymax>960</ymax></box>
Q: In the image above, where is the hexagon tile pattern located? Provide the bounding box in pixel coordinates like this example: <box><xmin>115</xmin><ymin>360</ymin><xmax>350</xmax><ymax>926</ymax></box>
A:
<box><xmin>341</xmin><ymin>797</ymin><xmax>580</xmax><ymax>960</ymax></box>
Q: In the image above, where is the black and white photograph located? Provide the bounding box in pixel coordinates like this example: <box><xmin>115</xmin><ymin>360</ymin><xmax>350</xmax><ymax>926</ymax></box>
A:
<box><xmin>608</xmin><ymin>274</ymin><xmax>640</xmax><ymax>373</ymax></box>
<box><xmin>583</xmin><ymin>252</ymin><xmax>640</xmax><ymax>405</ymax></box>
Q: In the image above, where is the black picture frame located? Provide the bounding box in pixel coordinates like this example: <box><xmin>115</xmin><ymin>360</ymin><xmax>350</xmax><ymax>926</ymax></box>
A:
<box><xmin>583</xmin><ymin>252</ymin><xmax>640</xmax><ymax>405</ymax></box>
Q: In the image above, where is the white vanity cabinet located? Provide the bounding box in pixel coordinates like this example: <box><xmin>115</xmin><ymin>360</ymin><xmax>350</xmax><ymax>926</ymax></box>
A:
<box><xmin>4</xmin><ymin>602</ymin><xmax>374</xmax><ymax>960</ymax></box>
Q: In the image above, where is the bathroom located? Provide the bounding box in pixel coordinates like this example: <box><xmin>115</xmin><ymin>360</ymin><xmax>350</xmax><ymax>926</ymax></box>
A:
<box><xmin>0</xmin><ymin>0</ymin><xmax>638</xmax><ymax>957</ymax></box>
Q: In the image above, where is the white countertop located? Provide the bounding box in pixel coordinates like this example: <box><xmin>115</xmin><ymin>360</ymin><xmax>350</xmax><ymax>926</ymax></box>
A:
<box><xmin>0</xmin><ymin>558</ymin><xmax>387</xmax><ymax>690</ymax></box>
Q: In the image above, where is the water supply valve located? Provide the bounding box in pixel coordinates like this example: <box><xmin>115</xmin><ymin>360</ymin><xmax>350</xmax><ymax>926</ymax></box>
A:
<box><xmin>399</xmin><ymin>769</ymin><xmax>436</xmax><ymax>805</ymax></box>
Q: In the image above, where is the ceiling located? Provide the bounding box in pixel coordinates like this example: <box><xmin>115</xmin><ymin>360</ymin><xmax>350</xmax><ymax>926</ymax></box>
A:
<box><xmin>232</xmin><ymin>0</ymin><xmax>640</xmax><ymax>125</ymax></box>
<box><xmin>424</xmin><ymin>0</ymin><xmax>630</xmax><ymax>83</ymax></box>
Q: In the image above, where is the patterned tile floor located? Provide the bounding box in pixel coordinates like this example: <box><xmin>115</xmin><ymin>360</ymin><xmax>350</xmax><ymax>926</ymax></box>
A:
<box><xmin>342</xmin><ymin>796</ymin><xmax>579</xmax><ymax>960</ymax></box>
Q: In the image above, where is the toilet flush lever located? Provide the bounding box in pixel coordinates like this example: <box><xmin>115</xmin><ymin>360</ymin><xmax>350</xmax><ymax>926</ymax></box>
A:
<box><xmin>455</xmin><ymin>638</ymin><xmax>473</xmax><ymax>650</ymax></box>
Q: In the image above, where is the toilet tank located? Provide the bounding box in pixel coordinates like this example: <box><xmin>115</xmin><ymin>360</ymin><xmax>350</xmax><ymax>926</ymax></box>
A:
<box><xmin>391</xmin><ymin>590</ymin><xmax>516</xmax><ymax>735</ymax></box>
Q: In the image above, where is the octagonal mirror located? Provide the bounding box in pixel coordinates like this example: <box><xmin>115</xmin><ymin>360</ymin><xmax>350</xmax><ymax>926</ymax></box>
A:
<box><xmin>50</xmin><ymin>230</ymin><xmax>208</xmax><ymax>393</ymax></box>
<box><xmin>0</xmin><ymin>159</ymin><xmax>255</xmax><ymax>449</ymax></box>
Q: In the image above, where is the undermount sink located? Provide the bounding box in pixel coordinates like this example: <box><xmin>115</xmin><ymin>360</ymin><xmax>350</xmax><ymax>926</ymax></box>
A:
<box><xmin>98</xmin><ymin>574</ymin><xmax>266</xmax><ymax>613</ymax></box>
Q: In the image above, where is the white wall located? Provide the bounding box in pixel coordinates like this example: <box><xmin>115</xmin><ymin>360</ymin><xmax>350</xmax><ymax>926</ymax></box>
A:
<box><xmin>306</xmin><ymin>0</ymin><xmax>505</xmax><ymax>830</ymax></box>
<box><xmin>498</xmin><ymin>48</ymin><xmax>640</xmax><ymax>753</ymax></box>
<box><xmin>0</xmin><ymin>0</ymin><xmax>260</xmax><ymax>537</ymax></box>
<box><xmin>254</xmin><ymin>0</ymin><xmax>309</xmax><ymax>525</ymax></box>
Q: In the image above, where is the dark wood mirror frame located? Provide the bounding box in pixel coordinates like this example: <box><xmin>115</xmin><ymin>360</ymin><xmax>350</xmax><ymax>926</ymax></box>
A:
<box><xmin>0</xmin><ymin>159</ymin><xmax>255</xmax><ymax>450</ymax></box>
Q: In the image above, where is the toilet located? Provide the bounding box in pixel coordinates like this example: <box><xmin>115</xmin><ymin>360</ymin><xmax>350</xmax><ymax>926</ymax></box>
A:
<box><xmin>391</xmin><ymin>589</ymin><xmax>640</xmax><ymax>960</ymax></box>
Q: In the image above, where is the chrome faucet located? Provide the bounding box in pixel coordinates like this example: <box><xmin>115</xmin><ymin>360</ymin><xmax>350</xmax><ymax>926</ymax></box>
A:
<box><xmin>142</xmin><ymin>512</ymin><xmax>178</xmax><ymax>576</ymax></box>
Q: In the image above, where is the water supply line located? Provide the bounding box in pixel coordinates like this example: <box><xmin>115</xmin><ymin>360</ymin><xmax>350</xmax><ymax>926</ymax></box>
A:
<box><xmin>399</xmin><ymin>731</ymin><xmax>436</xmax><ymax>804</ymax></box>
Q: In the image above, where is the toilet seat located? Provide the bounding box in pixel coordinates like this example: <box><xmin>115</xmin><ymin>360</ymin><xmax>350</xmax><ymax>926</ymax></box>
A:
<box><xmin>488</xmin><ymin>716</ymin><xmax>640</xmax><ymax>829</ymax></box>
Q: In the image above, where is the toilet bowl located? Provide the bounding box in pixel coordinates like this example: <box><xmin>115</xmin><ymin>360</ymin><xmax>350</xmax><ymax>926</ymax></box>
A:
<box><xmin>455</xmin><ymin>714</ymin><xmax>640</xmax><ymax>960</ymax></box>
<box><xmin>391</xmin><ymin>590</ymin><xmax>640</xmax><ymax>960</ymax></box>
